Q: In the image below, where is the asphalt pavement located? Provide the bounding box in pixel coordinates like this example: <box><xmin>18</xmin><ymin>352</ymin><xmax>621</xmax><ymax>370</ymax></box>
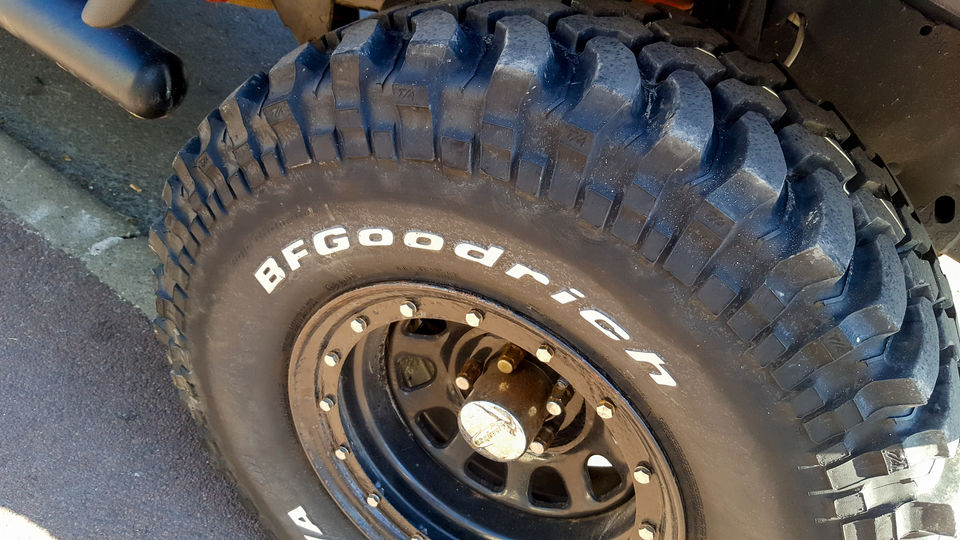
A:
<box><xmin>0</xmin><ymin>1</ymin><xmax>297</xmax><ymax>232</ymax></box>
<box><xmin>0</xmin><ymin>210</ymin><xmax>265</xmax><ymax>539</ymax></box>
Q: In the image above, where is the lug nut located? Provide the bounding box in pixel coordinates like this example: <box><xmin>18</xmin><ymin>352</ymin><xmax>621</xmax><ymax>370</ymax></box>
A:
<box><xmin>399</xmin><ymin>300</ymin><xmax>418</xmax><ymax>318</ymax></box>
<box><xmin>535</xmin><ymin>344</ymin><xmax>554</xmax><ymax>363</ymax></box>
<box><xmin>496</xmin><ymin>343</ymin><xmax>526</xmax><ymax>374</ymax></box>
<box><xmin>596</xmin><ymin>399</ymin><xmax>616</xmax><ymax>420</ymax></box>
<box><xmin>365</xmin><ymin>492</ymin><xmax>381</xmax><ymax>507</ymax></box>
<box><xmin>318</xmin><ymin>396</ymin><xmax>336</xmax><ymax>412</ymax></box>
<box><xmin>350</xmin><ymin>316</ymin><xmax>368</xmax><ymax>333</ymax></box>
<box><xmin>528</xmin><ymin>424</ymin><xmax>556</xmax><ymax>455</ymax></box>
<box><xmin>334</xmin><ymin>445</ymin><xmax>350</xmax><ymax>460</ymax></box>
<box><xmin>465</xmin><ymin>309</ymin><xmax>484</xmax><ymax>327</ymax></box>
<box><xmin>633</xmin><ymin>464</ymin><xmax>653</xmax><ymax>484</ymax></box>
<box><xmin>323</xmin><ymin>351</ymin><xmax>341</xmax><ymax>367</ymax></box>
<box><xmin>455</xmin><ymin>354</ymin><xmax>485</xmax><ymax>391</ymax></box>
<box><xmin>638</xmin><ymin>522</ymin><xmax>657</xmax><ymax>540</ymax></box>
<box><xmin>545</xmin><ymin>379</ymin><xmax>572</xmax><ymax>416</ymax></box>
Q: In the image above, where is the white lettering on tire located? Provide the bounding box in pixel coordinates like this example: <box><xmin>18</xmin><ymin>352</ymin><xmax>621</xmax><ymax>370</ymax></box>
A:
<box><xmin>454</xmin><ymin>242</ymin><xmax>505</xmax><ymax>267</ymax></box>
<box><xmin>313</xmin><ymin>226</ymin><xmax>350</xmax><ymax>255</ymax></box>
<box><xmin>255</xmin><ymin>257</ymin><xmax>286</xmax><ymax>294</ymax></box>
<box><xmin>287</xmin><ymin>505</ymin><xmax>324</xmax><ymax>538</ymax></box>
<box><xmin>254</xmin><ymin>225</ymin><xmax>678</xmax><ymax>387</ymax></box>
<box><xmin>403</xmin><ymin>230</ymin><xmax>444</xmax><ymax>251</ymax></box>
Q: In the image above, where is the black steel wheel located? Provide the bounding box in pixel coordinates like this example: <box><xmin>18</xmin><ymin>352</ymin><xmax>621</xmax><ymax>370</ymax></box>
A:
<box><xmin>151</xmin><ymin>1</ymin><xmax>960</xmax><ymax>539</ymax></box>
<box><xmin>288</xmin><ymin>282</ymin><xmax>684</xmax><ymax>539</ymax></box>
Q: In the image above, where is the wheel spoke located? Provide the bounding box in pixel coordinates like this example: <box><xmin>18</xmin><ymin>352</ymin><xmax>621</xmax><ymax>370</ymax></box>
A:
<box><xmin>503</xmin><ymin>460</ymin><xmax>535</xmax><ymax>501</ymax></box>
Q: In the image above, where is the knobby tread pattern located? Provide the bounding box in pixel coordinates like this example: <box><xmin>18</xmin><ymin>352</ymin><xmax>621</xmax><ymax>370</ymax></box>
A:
<box><xmin>148</xmin><ymin>1</ymin><xmax>960</xmax><ymax>538</ymax></box>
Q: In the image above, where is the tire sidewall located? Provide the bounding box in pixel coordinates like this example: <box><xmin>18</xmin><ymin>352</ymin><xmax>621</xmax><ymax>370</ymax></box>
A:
<box><xmin>186</xmin><ymin>158</ymin><xmax>834</xmax><ymax>539</ymax></box>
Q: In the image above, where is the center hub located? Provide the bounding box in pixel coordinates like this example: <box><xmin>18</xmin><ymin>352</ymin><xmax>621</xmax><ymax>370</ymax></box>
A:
<box><xmin>457</xmin><ymin>345</ymin><xmax>553</xmax><ymax>462</ymax></box>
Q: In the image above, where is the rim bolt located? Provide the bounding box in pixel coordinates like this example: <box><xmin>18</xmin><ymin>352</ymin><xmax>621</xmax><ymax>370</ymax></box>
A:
<box><xmin>545</xmin><ymin>379</ymin><xmax>573</xmax><ymax>416</ymax></box>
<box><xmin>465</xmin><ymin>309</ymin><xmax>484</xmax><ymax>327</ymax></box>
<box><xmin>323</xmin><ymin>351</ymin><xmax>341</xmax><ymax>367</ymax></box>
<box><xmin>334</xmin><ymin>445</ymin><xmax>350</xmax><ymax>460</ymax></box>
<box><xmin>638</xmin><ymin>522</ymin><xmax>657</xmax><ymax>540</ymax></box>
<box><xmin>528</xmin><ymin>424</ymin><xmax>556</xmax><ymax>455</ymax></box>
<box><xmin>350</xmin><ymin>316</ymin><xmax>368</xmax><ymax>333</ymax></box>
<box><xmin>633</xmin><ymin>464</ymin><xmax>653</xmax><ymax>484</ymax></box>
<box><xmin>535</xmin><ymin>344</ymin><xmax>554</xmax><ymax>363</ymax></box>
<box><xmin>365</xmin><ymin>492</ymin><xmax>381</xmax><ymax>508</ymax></box>
<box><xmin>496</xmin><ymin>343</ymin><xmax>525</xmax><ymax>374</ymax></box>
<box><xmin>399</xmin><ymin>300</ymin><xmax>418</xmax><ymax>318</ymax></box>
<box><xmin>596</xmin><ymin>399</ymin><xmax>616</xmax><ymax>420</ymax></box>
<box><xmin>455</xmin><ymin>354</ymin><xmax>485</xmax><ymax>391</ymax></box>
<box><xmin>318</xmin><ymin>396</ymin><xmax>336</xmax><ymax>412</ymax></box>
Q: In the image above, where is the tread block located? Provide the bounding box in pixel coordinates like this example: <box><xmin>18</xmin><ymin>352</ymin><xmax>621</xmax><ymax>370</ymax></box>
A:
<box><xmin>712</xmin><ymin>79</ymin><xmax>786</xmax><ymax>125</ymax></box>
<box><xmin>387</xmin><ymin>0</ymin><xmax>479</xmax><ymax>32</ymax></box>
<box><xmin>480</xmin><ymin>15</ymin><xmax>558</xmax><ymax>181</ymax></box>
<box><xmin>718</xmin><ymin>50</ymin><xmax>787</xmax><ymax>88</ymax></box>
<box><xmin>729</xmin><ymin>169</ymin><xmax>855</xmax><ymax>341</ymax></box>
<box><xmin>638</xmin><ymin>41</ymin><xmax>726</xmax><ymax>85</ymax></box>
<box><xmin>850</xmin><ymin>190</ymin><xmax>906</xmax><ymax>244</ymax></box>
<box><xmin>331</xmin><ymin>19</ymin><xmax>396</xmax><ymax>159</ymax></box>
<box><xmin>780</xmin><ymin>89</ymin><xmax>852</xmax><ymax>144</ymax></box>
<box><xmin>440</xmin><ymin>133</ymin><xmax>473</xmax><ymax>171</ymax></box>
<box><xmin>550</xmin><ymin>36</ymin><xmax>640</xmax><ymax>207</ymax></box>
<box><xmin>649</xmin><ymin>19</ymin><xmax>728</xmax><ymax>52</ymax></box>
<box><xmin>581</xmin><ymin>183</ymin><xmax>617</xmax><ymax>228</ymax></box>
<box><xmin>464</xmin><ymin>0</ymin><xmax>574</xmax><ymax>33</ymax></box>
<box><xmin>664</xmin><ymin>112</ymin><xmax>786</xmax><ymax>285</ymax></box>
<box><xmin>847</xmin><ymin>148</ymin><xmax>900</xmax><ymax>199</ymax></box>
<box><xmin>779</xmin><ymin>124</ymin><xmax>857</xmax><ymax>182</ymax></box>
<box><xmin>555</xmin><ymin>14</ymin><xmax>654</xmax><ymax>52</ymax></box>
<box><xmin>842</xmin><ymin>502</ymin><xmax>957</xmax><ymax>539</ymax></box>
<box><xmin>570</xmin><ymin>0</ymin><xmax>662</xmax><ymax>21</ymax></box>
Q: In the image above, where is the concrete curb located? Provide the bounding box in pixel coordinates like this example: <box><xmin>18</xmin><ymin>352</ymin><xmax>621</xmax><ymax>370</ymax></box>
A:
<box><xmin>0</xmin><ymin>129</ymin><xmax>155</xmax><ymax>315</ymax></box>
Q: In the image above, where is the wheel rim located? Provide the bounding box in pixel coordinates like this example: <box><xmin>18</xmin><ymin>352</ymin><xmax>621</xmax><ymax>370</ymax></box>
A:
<box><xmin>288</xmin><ymin>282</ymin><xmax>685</xmax><ymax>540</ymax></box>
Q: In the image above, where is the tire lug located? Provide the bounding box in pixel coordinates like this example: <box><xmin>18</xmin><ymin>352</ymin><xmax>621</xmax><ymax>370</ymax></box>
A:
<box><xmin>545</xmin><ymin>379</ymin><xmax>572</xmax><ymax>416</ymax></box>
<box><xmin>465</xmin><ymin>309</ymin><xmax>484</xmax><ymax>327</ymax></box>
<box><xmin>350</xmin><ymin>316</ymin><xmax>368</xmax><ymax>333</ymax></box>
<box><xmin>455</xmin><ymin>353</ymin><xmax>485</xmax><ymax>391</ymax></box>
<box><xmin>318</xmin><ymin>396</ymin><xmax>336</xmax><ymax>412</ymax></box>
<box><xmin>496</xmin><ymin>343</ymin><xmax>525</xmax><ymax>374</ymax></box>
<box><xmin>638</xmin><ymin>522</ymin><xmax>657</xmax><ymax>540</ymax></box>
<box><xmin>633</xmin><ymin>463</ymin><xmax>653</xmax><ymax>484</ymax></box>
<box><xmin>334</xmin><ymin>445</ymin><xmax>350</xmax><ymax>460</ymax></box>
<box><xmin>535</xmin><ymin>344</ymin><xmax>554</xmax><ymax>363</ymax></box>
<box><xmin>365</xmin><ymin>492</ymin><xmax>381</xmax><ymax>508</ymax></box>
<box><xmin>399</xmin><ymin>300</ymin><xmax>418</xmax><ymax>318</ymax></box>
<box><xmin>596</xmin><ymin>399</ymin><xmax>616</xmax><ymax>420</ymax></box>
<box><xmin>323</xmin><ymin>350</ymin><xmax>341</xmax><ymax>367</ymax></box>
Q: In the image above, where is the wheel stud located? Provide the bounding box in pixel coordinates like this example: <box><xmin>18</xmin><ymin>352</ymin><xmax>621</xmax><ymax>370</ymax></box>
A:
<box><xmin>350</xmin><ymin>316</ymin><xmax>368</xmax><ymax>333</ymax></box>
<box><xmin>365</xmin><ymin>492</ymin><xmax>381</xmax><ymax>507</ymax></box>
<box><xmin>545</xmin><ymin>379</ymin><xmax>572</xmax><ymax>416</ymax></box>
<box><xmin>334</xmin><ymin>445</ymin><xmax>350</xmax><ymax>460</ymax></box>
<box><xmin>399</xmin><ymin>300</ymin><xmax>418</xmax><ymax>318</ymax></box>
<box><xmin>638</xmin><ymin>522</ymin><xmax>657</xmax><ymax>540</ymax></box>
<box><xmin>465</xmin><ymin>309</ymin><xmax>484</xmax><ymax>327</ymax></box>
<box><xmin>318</xmin><ymin>396</ymin><xmax>336</xmax><ymax>412</ymax></box>
<box><xmin>596</xmin><ymin>399</ymin><xmax>616</xmax><ymax>419</ymax></box>
<box><xmin>323</xmin><ymin>350</ymin><xmax>341</xmax><ymax>367</ymax></box>
<box><xmin>633</xmin><ymin>463</ymin><xmax>653</xmax><ymax>484</ymax></box>
<box><xmin>455</xmin><ymin>354</ymin><xmax>485</xmax><ymax>391</ymax></box>
<box><xmin>535</xmin><ymin>344</ymin><xmax>554</xmax><ymax>363</ymax></box>
<box><xmin>496</xmin><ymin>343</ymin><xmax>525</xmax><ymax>374</ymax></box>
<box><xmin>528</xmin><ymin>424</ymin><xmax>556</xmax><ymax>455</ymax></box>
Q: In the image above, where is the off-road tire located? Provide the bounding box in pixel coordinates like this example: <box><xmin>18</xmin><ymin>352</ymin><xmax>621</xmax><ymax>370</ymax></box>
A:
<box><xmin>151</xmin><ymin>1</ymin><xmax>960</xmax><ymax>538</ymax></box>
